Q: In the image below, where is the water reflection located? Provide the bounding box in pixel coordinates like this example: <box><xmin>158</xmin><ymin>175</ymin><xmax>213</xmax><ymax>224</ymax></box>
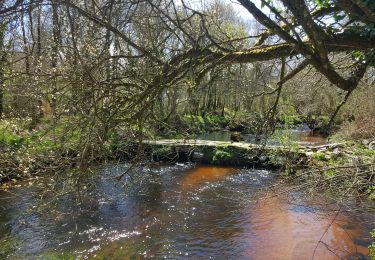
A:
<box><xmin>180</xmin><ymin>167</ymin><xmax>237</xmax><ymax>189</ymax></box>
<box><xmin>245</xmin><ymin>194</ymin><xmax>369</xmax><ymax>259</ymax></box>
<box><xmin>196</xmin><ymin>126</ymin><xmax>326</xmax><ymax>146</ymax></box>
<box><xmin>0</xmin><ymin>165</ymin><xmax>372</xmax><ymax>259</ymax></box>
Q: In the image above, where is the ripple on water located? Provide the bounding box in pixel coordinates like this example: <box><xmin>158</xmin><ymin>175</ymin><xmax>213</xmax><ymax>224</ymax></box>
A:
<box><xmin>0</xmin><ymin>164</ymin><xmax>373</xmax><ymax>259</ymax></box>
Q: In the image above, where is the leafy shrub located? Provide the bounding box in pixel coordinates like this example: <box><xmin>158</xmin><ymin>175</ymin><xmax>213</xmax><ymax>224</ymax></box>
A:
<box><xmin>0</xmin><ymin>124</ymin><xmax>27</xmax><ymax>148</ymax></box>
<box><xmin>340</xmin><ymin>86</ymin><xmax>375</xmax><ymax>139</ymax></box>
<box><xmin>313</xmin><ymin>151</ymin><xmax>327</xmax><ymax>161</ymax></box>
<box><xmin>212</xmin><ymin>145</ymin><xmax>236</xmax><ymax>165</ymax></box>
<box><xmin>212</xmin><ymin>149</ymin><xmax>232</xmax><ymax>164</ymax></box>
<box><xmin>325</xmin><ymin>169</ymin><xmax>336</xmax><ymax>177</ymax></box>
<box><xmin>368</xmin><ymin>186</ymin><xmax>375</xmax><ymax>201</ymax></box>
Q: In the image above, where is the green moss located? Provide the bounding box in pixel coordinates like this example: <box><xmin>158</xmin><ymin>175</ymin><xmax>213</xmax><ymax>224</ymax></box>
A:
<box><xmin>0</xmin><ymin>120</ymin><xmax>83</xmax><ymax>153</ymax></box>
<box><xmin>211</xmin><ymin>145</ymin><xmax>240</xmax><ymax>165</ymax></box>
<box><xmin>0</xmin><ymin>124</ymin><xmax>28</xmax><ymax>148</ymax></box>
<box><xmin>353</xmin><ymin>144</ymin><xmax>375</xmax><ymax>157</ymax></box>
<box><xmin>313</xmin><ymin>151</ymin><xmax>327</xmax><ymax>161</ymax></box>
<box><xmin>325</xmin><ymin>169</ymin><xmax>336</xmax><ymax>177</ymax></box>
<box><xmin>212</xmin><ymin>149</ymin><xmax>232</xmax><ymax>164</ymax></box>
<box><xmin>326</xmin><ymin>157</ymin><xmax>345</xmax><ymax>167</ymax></box>
<box><xmin>368</xmin><ymin>186</ymin><xmax>375</xmax><ymax>201</ymax></box>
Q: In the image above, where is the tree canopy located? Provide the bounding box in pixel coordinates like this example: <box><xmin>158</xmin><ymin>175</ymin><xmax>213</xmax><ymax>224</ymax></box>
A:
<box><xmin>55</xmin><ymin>0</ymin><xmax>375</xmax><ymax>90</ymax></box>
<box><xmin>0</xmin><ymin>0</ymin><xmax>374</xmax><ymax>157</ymax></box>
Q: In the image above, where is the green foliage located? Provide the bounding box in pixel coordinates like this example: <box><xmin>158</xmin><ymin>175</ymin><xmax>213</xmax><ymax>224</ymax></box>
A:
<box><xmin>325</xmin><ymin>169</ymin><xmax>336</xmax><ymax>177</ymax></box>
<box><xmin>225</xmin><ymin>109</ymin><xmax>255</xmax><ymax>132</ymax></box>
<box><xmin>312</xmin><ymin>0</ymin><xmax>331</xmax><ymax>8</ymax></box>
<box><xmin>313</xmin><ymin>151</ymin><xmax>327</xmax><ymax>161</ymax></box>
<box><xmin>212</xmin><ymin>145</ymin><xmax>237</xmax><ymax>165</ymax></box>
<box><xmin>109</xmin><ymin>131</ymin><xmax>125</xmax><ymax>152</ymax></box>
<box><xmin>271</xmin><ymin>102</ymin><xmax>302</xmax><ymax>173</ymax></box>
<box><xmin>351</xmin><ymin>144</ymin><xmax>375</xmax><ymax>164</ymax></box>
<box><xmin>353</xmin><ymin>144</ymin><xmax>375</xmax><ymax>157</ymax></box>
<box><xmin>352</xmin><ymin>50</ymin><xmax>375</xmax><ymax>66</ymax></box>
<box><xmin>28</xmin><ymin>139</ymin><xmax>59</xmax><ymax>154</ymax></box>
<box><xmin>205</xmin><ymin>115</ymin><xmax>227</xmax><ymax>128</ymax></box>
<box><xmin>0</xmin><ymin>128</ymin><xmax>26</xmax><ymax>148</ymax></box>
<box><xmin>370</xmin><ymin>230</ymin><xmax>375</xmax><ymax>260</ymax></box>
<box><xmin>0</xmin><ymin>122</ymin><xmax>29</xmax><ymax>148</ymax></box>
<box><xmin>212</xmin><ymin>148</ymin><xmax>232</xmax><ymax>164</ymax></box>
<box><xmin>260</xmin><ymin>0</ymin><xmax>271</xmax><ymax>8</ymax></box>
<box><xmin>368</xmin><ymin>186</ymin><xmax>375</xmax><ymax>201</ymax></box>
<box><xmin>279</xmin><ymin>115</ymin><xmax>302</xmax><ymax>126</ymax></box>
<box><xmin>182</xmin><ymin>115</ymin><xmax>227</xmax><ymax>133</ymax></box>
<box><xmin>313</xmin><ymin>0</ymin><xmax>375</xmax><ymax>66</ymax></box>
<box><xmin>0</xmin><ymin>120</ymin><xmax>81</xmax><ymax>153</ymax></box>
<box><xmin>278</xmin><ymin>97</ymin><xmax>302</xmax><ymax>126</ymax></box>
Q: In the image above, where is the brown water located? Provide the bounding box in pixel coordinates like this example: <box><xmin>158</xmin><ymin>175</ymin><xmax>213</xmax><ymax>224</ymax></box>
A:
<box><xmin>245</xmin><ymin>195</ymin><xmax>369</xmax><ymax>259</ymax></box>
<box><xmin>0</xmin><ymin>164</ymin><xmax>373</xmax><ymax>259</ymax></box>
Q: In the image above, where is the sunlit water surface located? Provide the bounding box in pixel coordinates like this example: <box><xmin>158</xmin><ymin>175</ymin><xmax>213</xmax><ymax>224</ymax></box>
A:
<box><xmin>0</xmin><ymin>164</ymin><xmax>373</xmax><ymax>259</ymax></box>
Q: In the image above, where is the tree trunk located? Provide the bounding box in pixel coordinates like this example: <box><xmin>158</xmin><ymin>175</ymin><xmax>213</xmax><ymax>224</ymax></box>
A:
<box><xmin>29</xmin><ymin>6</ymin><xmax>43</xmax><ymax>128</ymax></box>
<box><xmin>50</xmin><ymin>0</ymin><xmax>60</xmax><ymax>118</ymax></box>
<box><xmin>0</xmin><ymin>23</ymin><xmax>4</xmax><ymax>119</ymax></box>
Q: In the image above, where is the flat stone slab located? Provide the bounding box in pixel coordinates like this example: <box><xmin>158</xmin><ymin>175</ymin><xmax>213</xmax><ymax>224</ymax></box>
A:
<box><xmin>145</xmin><ymin>139</ymin><xmax>343</xmax><ymax>151</ymax></box>
<box><xmin>122</xmin><ymin>139</ymin><xmax>347</xmax><ymax>166</ymax></box>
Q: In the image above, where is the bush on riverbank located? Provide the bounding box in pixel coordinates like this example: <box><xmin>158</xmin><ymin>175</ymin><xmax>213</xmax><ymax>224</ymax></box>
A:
<box><xmin>0</xmin><ymin>120</ymin><xmax>84</xmax><ymax>182</ymax></box>
<box><xmin>1</xmin><ymin>113</ymin><xmax>374</xmax><ymax>203</ymax></box>
<box><xmin>212</xmin><ymin>145</ymin><xmax>238</xmax><ymax>165</ymax></box>
<box><xmin>339</xmin><ymin>86</ymin><xmax>375</xmax><ymax>140</ymax></box>
<box><xmin>285</xmin><ymin>141</ymin><xmax>375</xmax><ymax>199</ymax></box>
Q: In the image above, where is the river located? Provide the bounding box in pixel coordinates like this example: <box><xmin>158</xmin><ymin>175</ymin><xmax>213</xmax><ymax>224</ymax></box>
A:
<box><xmin>0</xmin><ymin>164</ymin><xmax>373</xmax><ymax>259</ymax></box>
<box><xmin>197</xmin><ymin>125</ymin><xmax>327</xmax><ymax>146</ymax></box>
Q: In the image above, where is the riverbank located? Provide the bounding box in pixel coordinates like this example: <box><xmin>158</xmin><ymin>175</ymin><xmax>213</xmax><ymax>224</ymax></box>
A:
<box><xmin>1</xmin><ymin>124</ymin><xmax>374</xmax><ymax>200</ymax></box>
<box><xmin>117</xmin><ymin>138</ymin><xmax>375</xmax><ymax>199</ymax></box>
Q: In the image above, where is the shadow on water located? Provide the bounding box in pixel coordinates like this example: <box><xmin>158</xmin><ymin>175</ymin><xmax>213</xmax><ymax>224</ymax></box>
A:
<box><xmin>0</xmin><ymin>164</ymin><xmax>373</xmax><ymax>259</ymax></box>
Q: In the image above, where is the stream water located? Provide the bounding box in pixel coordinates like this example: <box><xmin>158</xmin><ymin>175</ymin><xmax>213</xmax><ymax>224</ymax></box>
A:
<box><xmin>0</xmin><ymin>164</ymin><xmax>373</xmax><ymax>259</ymax></box>
<box><xmin>197</xmin><ymin>125</ymin><xmax>327</xmax><ymax>146</ymax></box>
